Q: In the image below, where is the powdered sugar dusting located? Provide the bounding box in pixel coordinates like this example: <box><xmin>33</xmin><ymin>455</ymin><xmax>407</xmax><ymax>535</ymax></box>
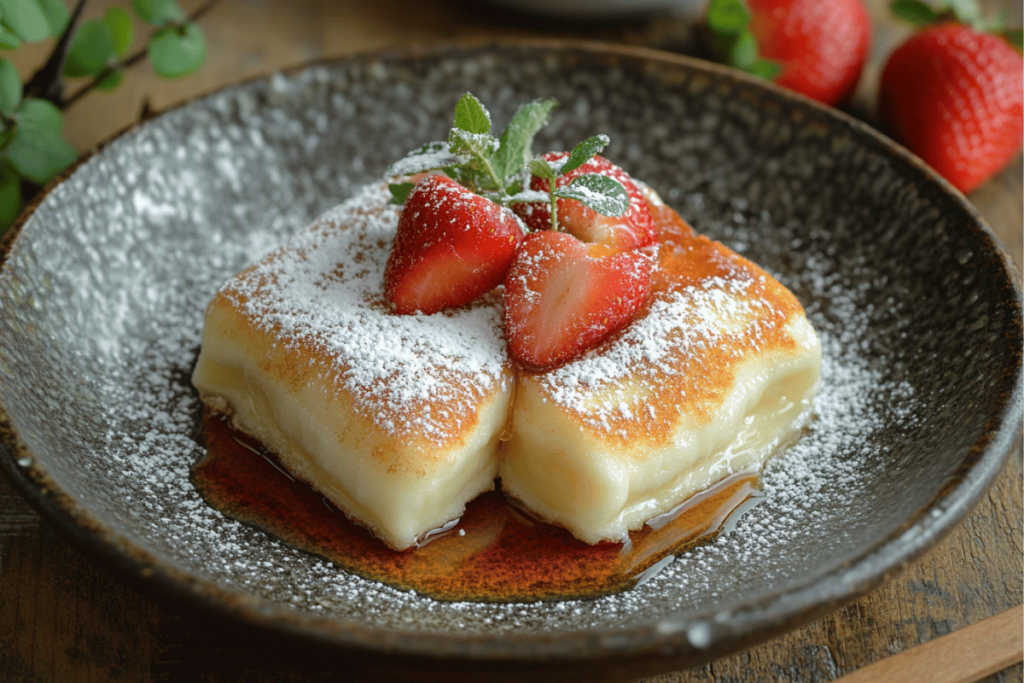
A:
<box><xmin>6</xmin><ymin>53</ymin><xmax>1000</xmax><ymax>648</ymax></box>
<box><xmin>217</xmin><ymin>183</ymin><xmax>509</xmax><ymax>444</ymax></box>
<box><xmin>541</xmin><ymin>275</ymin><xmax>766</xmax><ymax>428</ymax></box>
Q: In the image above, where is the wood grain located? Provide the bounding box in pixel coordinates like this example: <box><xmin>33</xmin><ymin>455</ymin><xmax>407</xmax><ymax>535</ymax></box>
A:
<box><xmin>1</xmin><ymin>1</ymin><xmax>1021</xmax><ymax>682</ymax></box>
<box><xmin>834</xmin><ymin>605</ymin><xmax>1023</xmax><ymax>683</ymax></box>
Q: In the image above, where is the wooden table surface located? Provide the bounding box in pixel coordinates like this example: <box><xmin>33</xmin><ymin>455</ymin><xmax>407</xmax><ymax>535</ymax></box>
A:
<box><xmin>1</xmin><ymin>1</ymin><xmax>1021</xmax><ymax>681</ymax></box>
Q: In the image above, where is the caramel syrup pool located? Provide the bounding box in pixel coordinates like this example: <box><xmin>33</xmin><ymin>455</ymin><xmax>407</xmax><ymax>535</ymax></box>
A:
<box><xmin>191</xmin><ymin>410</ymin><xmax>764</xmax><ymax>602</ymax></box>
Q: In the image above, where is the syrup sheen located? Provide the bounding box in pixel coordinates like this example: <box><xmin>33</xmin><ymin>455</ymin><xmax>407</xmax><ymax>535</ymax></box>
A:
<box><xmin>191</xmin><ymin>410</ymin><xmax>763</xmax><ymax>602</ymax></box>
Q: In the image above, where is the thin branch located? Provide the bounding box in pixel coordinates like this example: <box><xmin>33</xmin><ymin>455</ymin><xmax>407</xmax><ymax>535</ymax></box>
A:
<box><xmin>62</xmin><ymin>0</ymin><xmax>225</xmax><ymax>110</ymax></box>
<box><xmin>23</xmin><ymin>0</ymin><xmax>90</xmax><ymax>104</ymax></box>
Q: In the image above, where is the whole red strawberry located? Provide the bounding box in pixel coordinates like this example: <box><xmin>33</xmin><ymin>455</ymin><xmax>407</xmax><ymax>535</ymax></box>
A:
<box><xmin>384</xmin><ymin>175</ymin><xmax>525</xmax><ymax>315</ymax></box>
<box><xmin>880</xmin><ymin>23</ymin><xmax>1023</xmax><ymax>194</ymax></box>
<box><xmin>706</xmin><ymin>0</ymin><xmax>872</xmax><ymax>106</ymax></box>
<box><xmin>514</xmin><ymin>153</ymin><xmax>657</xmax><ymax>250</ymax></box>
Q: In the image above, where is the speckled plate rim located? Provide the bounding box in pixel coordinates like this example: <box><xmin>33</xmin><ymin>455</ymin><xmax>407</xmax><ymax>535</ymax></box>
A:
<box><xmin>0</xmin><ymin>40</ymin><xmax>1021</xmax><ymax>668</ymax></box>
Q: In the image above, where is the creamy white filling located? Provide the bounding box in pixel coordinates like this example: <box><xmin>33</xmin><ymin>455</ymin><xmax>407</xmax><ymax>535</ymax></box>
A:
<box><xmin>500</xmin><ymin>316</ymin><xmax>821</xmax><ymax>544</ymax></box>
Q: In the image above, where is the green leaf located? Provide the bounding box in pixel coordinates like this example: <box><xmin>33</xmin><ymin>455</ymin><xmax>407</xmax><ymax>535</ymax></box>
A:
<box><xmin>0</xmin><ymin>58</ymin><xmax>20</xmax><ymax>114</ymax></box>
<box><xmin>385</xmin><ymin>141</ymin><xmax>463</xmax><ymax>177</ymax></box>
<box><xmin>491</xmin><ymin>97</ymin><xmax>557</xmax><ymax>186</ymax></box>
<box><xmin>447</xmin><ymin>128</ymin><xmax>500</xmax><ymax>189</ymax></box>
<box><xmin>706</xmin><ymin>0</ymin><xmax>750</xmax><ymax>35</ymax></box>
<box><xmin>38</xmin><ymin>0</ymin><xmax>68</xmax><ymax>37</ymax></box>
<box><xmin>889</xmin><ymin>0</ymin><xmax>936</xmax><ymax>27</ymax></box>
<box><xmin>729</xmin><ymin>30</ymin><xmax>758</xmax><ymax>69</ymax></box>
<box><xmin>747</xmin><ymin>58</ymin><xmax>782</xmax><ymax>80</ymax></box>
<box><xmin>528</xmin><ymin>158</ymin><xmax>555</xmax><ymax>181</ymax></box>
<box><xmin>95</xmin><ymin>70</ymin><xmax>123</xmax><ymax>91</ymax></box>
<box><xmin>132</xmin><ymin>0</ymin><xmax>184</xmax><ymax>25</ymax></box>
<box><xmin>148</xmin><ymin>23</ymin><xmax>206</xmax><ymax>78</ymax></box>
<box><xmin>63</xmin><ymin>19</ymin><xmax>115</xmax><ymax>78</ymax></box>
<box><xmin>553</xmin><ymin>173</ymin><xmax>629</xmax><ymax>217</ymax></box>
<box><xmin>0</xmin><ymin>0</ymin><xmax>50</xmax><ymax>42</ymax></box>
<box><xmin>0</xmin><ymin>164</ymin><xmax>20</xmax><ymax>229</ymax></box>
<box><xmin>5</xmin><ymin>98</ymin><xmax>75</xmax><ymax>184</ymax></box>
<box><xmin>561</xmin><ymin>134</ymin><xmax>609</xmax><ymax>176</ymax></box>
<box><xmin>105</xmin><ymin>7</ymin><xmax>133</xmax><ymax>57</ymax></box>
<box><xmin>0</xmin><ymin>23</ymin><xmax>21</xmax><ymax>49</ymax></box>
<box><xmin>388</xmin><ymin>182</ymin><xmax>415</xmax><ymax>205</ymax></box>
<box><xmin>453</xmin><ymin>92</ymin><xmax>491</xmax><ymax>135</ymax></box>
<box><xmin>948</xmin><ymin>0</ymin><xmax>981</xmax><ymax>25</ymax></box>
<box><xmin>1002</xmin><ymin>28</ymin><xmax>1023</xmax><ymax>50</ymax></box>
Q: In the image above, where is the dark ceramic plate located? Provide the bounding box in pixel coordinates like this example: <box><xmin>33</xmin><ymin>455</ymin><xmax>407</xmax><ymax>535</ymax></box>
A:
<box><xmin>0</xmin><ymin>43</ymin><xmax>1020</xmax><ymax>680</ymax></box>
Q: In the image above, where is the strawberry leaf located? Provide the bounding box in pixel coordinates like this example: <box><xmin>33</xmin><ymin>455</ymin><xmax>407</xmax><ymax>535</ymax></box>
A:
<box><xmin>561</xmin><ymin>134</ymin><xmax>609</xmax><ymax>175</ymax></box>
<box><xmin>707</xmin><ymin>0</ymin><xmax>750</xmax><ymax>35</ymax></box>
<box><xmin>492</xmin><ymin>98</ymin><xmax>556</xmax><ymax>186</ymax></box>
<box><xmin>729</xmin><ymin>30</ymin><xmax>758</xmax><ymax>69</ymax></box>
<box><xmin>388</xmin><ymin>181</ymin><xmax>415</xmax><ymax>205</ymax></box>
<box><xmin>748</xmin><ymin>59</ymin><xmax>782</xmax><ymax>80</ymax></box>
<box><xmin>1002</xmin><ymin>28</ymin><xmax>1023</xmax><ymax>50</ymax></box>
<box><xmin>553</xmin><ymin>173</ymin><xmax>629</xmax><ymax>217</ymax></box>
<box><xmin>890</xmin><ymin>0</ymin><xmax>936</xmax><ymax>27</ymax></box>
<box><xmin>948</xmin><ymin>0</ymin><xmax>982</xmax><ymax>25</ymax></box>
<box><xmin>453</xmin><ymin>92</ymin><xmax>491</xmax><ymax>135</ymax></box>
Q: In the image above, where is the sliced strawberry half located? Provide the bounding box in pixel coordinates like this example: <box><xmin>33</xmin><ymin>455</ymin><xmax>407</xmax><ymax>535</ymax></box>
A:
<box><xmin>504</xmin><ymin>231</ymin><xmax>652</xmax><ymax>370</ymax></box>
<box><xmin>514</xmin><ymin>153</ymin><xmax>657</xmax><ymax>250</ymax></box>
<box><xmin>384</xmin><ymin>175</ymin><xmax>525</xmax><ymax>315</ymax></box>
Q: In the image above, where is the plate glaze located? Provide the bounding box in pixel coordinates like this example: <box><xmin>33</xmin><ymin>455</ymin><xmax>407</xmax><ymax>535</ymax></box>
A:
<box><xmin>0</xmin><ymin>43</ymin><xmax>1020</xmax><ymax>680</ymax></box>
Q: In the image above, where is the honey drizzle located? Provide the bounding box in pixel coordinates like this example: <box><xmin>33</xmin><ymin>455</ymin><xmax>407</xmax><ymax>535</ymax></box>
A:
<box><xmin>191</xmin><ymin>410</ymin><xmax>763</xmax><ymax>602</ymax></box>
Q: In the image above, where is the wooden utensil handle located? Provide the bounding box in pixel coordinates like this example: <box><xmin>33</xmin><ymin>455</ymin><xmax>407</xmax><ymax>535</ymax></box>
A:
<box><xmin>837</xmin><ymin>604</ymin><xmax>1023</xmax><ymax>683</ymax></box>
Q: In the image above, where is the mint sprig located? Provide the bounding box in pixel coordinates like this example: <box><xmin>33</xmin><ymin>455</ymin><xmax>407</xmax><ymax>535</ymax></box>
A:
<box><xmin>386</xmin><ymin>93</ymin><xmax>630</xmax><ymax>233</ymax></box>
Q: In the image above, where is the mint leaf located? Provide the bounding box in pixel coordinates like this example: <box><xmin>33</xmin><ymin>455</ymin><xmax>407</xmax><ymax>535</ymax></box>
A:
<box><xmin>561</xmin><ymin>134</ymin><xmax>609</xmax><ymax>175</ymax></box>
<box><xmin>553</xmin><ymin>173</ymin><xmax>629</xmax><ymax>217</ymax></box>
<box><xmin>5</xmin><ymin>98</ymin><xmax>75</xmax><ymax>184</ymax></box>
<box><xmin>528</xmin><ymin>158</ymin><xmax>555</xmax><ymax>182</ymax></box>
<box><xmin>453</xmin><ymin>92</ymin><xmax>491</xmax><ymax>135</ymax></box>
<box><xmin>890</xmin><ymin>0</ymin><xmax>936</xmax><ymax>27</ymax></box>
<box><xmin>447</xmin><ymin>127</ymin><xmax>501</xmax><ymax>191</ymax></box>
<box><xmin>388</xmin><ymin>182</ymin><xmax>415</xmax><ymax>205</ymax></box>
<box><xmin>491</xmin><ymin>97</ymin><xmax>556</xmax><ymax>186</ymax></box>
<box><xmin>0</xmin><ymin>23</ymin><xmax>21</xmax><ymax>49</ymax></box>
<box><xmin>105</xmin><ymin>7</ymin><xmax>134</xmax><ymax>57</ymax></box>
<box><xmin>64</xmin><ymin>19</ymin><xmax>115</xmax><ymax>78</ymax></box>
<box><xmin>506</xmin><ymin>188</ymin><xmax>548</xmax><ymax>204</ymax></box>
<box><xmin>447</xmin><ymin>129</ymin><xmax>499</xmax><ymax>159</ymax></box>
<box><xmin>747</xmin><ymin>58</ymin><xmax>781</xmax><ymax>80</ymax></box>
<box><xmin>0</xmin><ymin>58</ymin><xmax>21</xmax><ymax>115</ymax></box>
<box><xmin>0</xmin><ymin>0</ymin><xmax>50</xmax><ymax>42</ymax></box>
<box><xmin>38</xmin><ymin>0</ymin><xmax>68</xmax><ymax>37</ymax></box>
<box><xmin>148</xmin><ymin>23</ymin><xmax>206</xmax><ymax>78</ymax></box>
<box><xmin>707</xmin><ymin>0</ymin><xmax>750</xmax><ymax>35</ymax></box>
<box><xmin>386</xmin><ymin>141</ymin><xmax>463</xmax><ymax>177</ymax></box>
